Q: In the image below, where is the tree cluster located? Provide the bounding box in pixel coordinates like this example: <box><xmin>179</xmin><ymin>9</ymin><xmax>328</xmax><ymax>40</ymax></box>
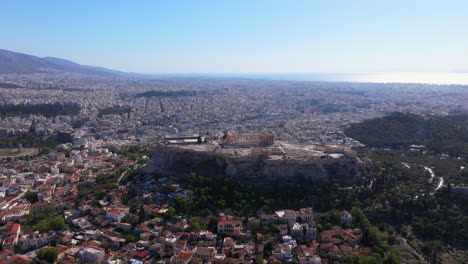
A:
<box><xmin>0</xmin><ymin>102</ymin><xmax>80</xmax><ymax>117</ymax></box>
<box><xmin>345</xmin><ymin>112</ymin><xmax>468</xmax><ymax>157</ymax></box>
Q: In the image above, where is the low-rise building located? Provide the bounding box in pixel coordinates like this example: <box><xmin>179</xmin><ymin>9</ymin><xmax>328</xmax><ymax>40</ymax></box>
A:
<box><xmin>194</xmin><ymin>247</ymin><xmax>216</xmax><ymax>261</ymax></box>
<box><xmin>30</xmin><ymin>202</ymin><xmax>50</xmax><ymax>214</ymax></box>
<box><xmin>340</xmin><ymin>211</ymin><xmax>352</xmax><ymax>225</ymax></box>
<box><xmin>300</xmin><ymin>207</ymin><xmax>314</xmax><ymax>223</ymax></box>
<box><xmin>79</xmin><ymin>246</ymin><xmax>105</xmax><ymax>264</ymax></box>
<box><xmin>217</xmin><ymin>216</ymin><xmax>242</xmax><ymax>235</ymax></box>
<box><xmin>2</xmin><ymin>223</ymin><xmax>21</xmax><ymax>251</ymax></box>
<box><xmin>296</xmin><ymin>245</ymin><xmax>321</xmax><ymax>264</ymax></box>
<box><xmin>19</xmin><ymin>231</ymin><xmax>56</xmax><ymax>251</ymax></box>
<box><xmin>0</xmin><ymin>255</ymin><xmax>33</xmax><ymax>264</ymax></box>
<box><xmin>0</xmin><ymin>250</ymin><xmax>13</xmax><ymax>261</ymax></box>
<box><xmin>272</xmin><ymin>244</ymin><xmax>292</xmax><ymax>261</ymax></box>
<box><xmin>106</xmin><ymin>208</ymin><xmax>127</xmax><ymax>222</ymax></box>
<box><xmin>275</xmin><ymin>210</ymin><xmax>298</xmax><ymax>225</ymax></box>
<box><xmin>170</xmin><ymin>250</ymin><xmax>194</xmax><ymax>264</ymax></box>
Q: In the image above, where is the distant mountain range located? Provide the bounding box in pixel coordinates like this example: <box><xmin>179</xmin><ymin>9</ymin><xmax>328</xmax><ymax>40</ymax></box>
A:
<box><xmin>0</xmin><ymin>49</ymin><xmax>124</xmax><ymax>76</ymax></box>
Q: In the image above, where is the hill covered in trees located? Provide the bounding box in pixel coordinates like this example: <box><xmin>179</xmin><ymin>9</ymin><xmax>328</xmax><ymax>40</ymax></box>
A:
<box><xmin>0</xmin><ymin>102</ymin><xmax>80</xmax><ymax>117</ymax></box>
<box><xmin>345</xmin><ymin>112</ymin><xmax>468</xmax><ymax>157</ymax></box>
<box><xmin>0</xmin><ymin>82</ymin><xmax>23</xmax><ymax>89</ymax></box>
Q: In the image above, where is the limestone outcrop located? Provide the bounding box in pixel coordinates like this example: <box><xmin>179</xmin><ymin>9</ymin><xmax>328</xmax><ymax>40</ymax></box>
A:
<box><xmin>143</xmin><ymin>144</ymin><xmax>370</xmax><ymax>185</ymax></box>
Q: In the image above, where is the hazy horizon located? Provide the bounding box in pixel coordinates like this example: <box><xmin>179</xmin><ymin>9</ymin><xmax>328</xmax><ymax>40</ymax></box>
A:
<box><xmin>141</xmin><ymin>72</ymin><xmax>468</xmax><ymax>85</ymax></box>
<box><xmin>3</xmin><ymin>47</ymin><xmax>468</xmax><ymax>85</ymax></box>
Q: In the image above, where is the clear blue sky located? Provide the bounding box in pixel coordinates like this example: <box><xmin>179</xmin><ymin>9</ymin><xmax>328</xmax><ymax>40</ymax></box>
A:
<box><xmin>2</xmin><ymin>0</ymin><xmax>468</xmax><ymax>74</ymax></box>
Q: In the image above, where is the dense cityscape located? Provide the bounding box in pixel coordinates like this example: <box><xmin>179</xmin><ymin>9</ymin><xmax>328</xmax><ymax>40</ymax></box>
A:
<box><xmin>1</xmin><ymin>1</ymin><xmax>468</xmax><ymax>263</ymax></box>
<box><xmin>0</xmin><ymin>62</ymin><xmax>465</xmax><ymax>264</ymax></box>
<box><xmin>0</xmin><ymin>72</ymin><xmax>466</xmax><ymax>150</ymax></box>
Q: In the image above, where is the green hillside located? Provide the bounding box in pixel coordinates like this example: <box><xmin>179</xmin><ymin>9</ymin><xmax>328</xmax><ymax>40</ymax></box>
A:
<box><xmin>345</xmin><ymin>112</ymin><xmax>468</xmax><ymax>157</ymax></box>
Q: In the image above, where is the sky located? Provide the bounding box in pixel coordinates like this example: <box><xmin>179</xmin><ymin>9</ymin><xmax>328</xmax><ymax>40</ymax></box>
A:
<box><xmin>2</xmin><ymin>0</ymin><xmax>468</xmax><ymax>75</ymax></box>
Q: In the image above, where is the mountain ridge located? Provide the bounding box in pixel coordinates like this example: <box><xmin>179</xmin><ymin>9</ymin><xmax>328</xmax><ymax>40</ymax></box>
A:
<box><xmin>0</xmin><ymin>49</ymin><xmax>123</xmax><ymax>76</ymax></box>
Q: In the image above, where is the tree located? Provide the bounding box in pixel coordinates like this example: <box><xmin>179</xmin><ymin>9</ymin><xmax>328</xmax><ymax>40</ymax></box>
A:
<box><xmin>188</xmin><ymin>220</ymin><xmax>203</xmax><ymax>231</ymax></box>
<box><xmin>255</xmin><ymin>257</ymin><xmax>264</xmax><ymax>264</ymax></box>
<box><xmin>175</xmin><ymin>197</ymin><xmax>188</xmax><ymax>213</ymax></box>
<box><xmin>247</xmin><ymin>220</ymin><xmax>261</xmax><ymax>237</ymax></box>
<box><xmin>342</xmin><ymin>255</ymin><xmax>356</xmax><ymax>264</ymax></box>
<box><xmin>50</xmin><ymin>238</ymin><xmax>59</xmax><ymax>247</ymax></box>
<box><xmin>167</xmin><ymin>207</ymin><xmax>176</xmax><ymax>216</ymax></box>
<box><xmin>363</xmin><ymin>226</ymin><xmax>382</xmax><ymax>247</ymax></box>
<box><xmin>38</xmin><ymin>247</ymin><xmax>59</xmax><ymax>264</ymax></box>
<box><xmin>138</xmin><ymin>204</ymin><xmax>145</xmax><ymax>224</ymax></box>
<box><xmin>35</xmin><ymin>216</ymin><xmax>65</xmax><ymax>232</ymax></box>
<box><xmin>384</xmin><ymin>249</ymin><xmax>401</xmax><ymax>264</ymax></box>
<box><xmin>423</xmin><ymin>240</ymin><xmax>442</xmax><ymax>263</ymax></box>
<box><xmin>387</xmin><ymin>235</ymin><xmax>396</xmax><ymax>245</ymax></box>
<box><xmin>24</xmin><ymin>191</ymin><xmax>38</xmax><ymax>204</ymax></box>
<box><xmin>120</xmin><ymin>234</ymin><xmax>137</xmax><ymax>244</ymax></box>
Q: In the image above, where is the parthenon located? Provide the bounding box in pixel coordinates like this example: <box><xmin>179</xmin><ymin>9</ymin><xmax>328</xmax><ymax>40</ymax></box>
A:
<box><xmin>225</xmin><ymin>131</ymin><xmax>274</xmax><ymax>147</ymax></box>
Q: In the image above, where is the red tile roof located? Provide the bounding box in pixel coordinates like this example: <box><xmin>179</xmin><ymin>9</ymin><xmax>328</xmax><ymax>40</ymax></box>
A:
<box><xmin>7</xmin><ymin>223</ymin><xmax>20</xmax><ymax>233</ymax></box>
<box><xmin>176</xmin><ymin>251</ymin><xmax>194</xmax><ymax>262</ymax></box>
<box><xmin>31</xmin><ymin>202</ymin><xmax>49</xmax><ymax>208</ymax></box>
<box><xmin>218</xmin><ymin>216</ymin><xmax>242</xmax><ymax>225</ymax></box>
<box><xmin>0</xmin><ymin>256</ymin><xmax>33</xmax><ymax>264</ymax></box>
<box><xmin>0</xmin><ymin>250</ymin><xmax>13</xmax><ymax>256</ymax></box>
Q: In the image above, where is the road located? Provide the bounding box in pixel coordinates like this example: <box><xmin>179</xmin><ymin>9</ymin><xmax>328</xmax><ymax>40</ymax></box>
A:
<box><xmin>0</xmin><ymin>191</ymin><xmax>25</xmax><ymax>208</ymax></box>
<box><xmin>117</xmin><ymin>169</ymin><xmax>130</xmax><ymax>185</ymax></box>
<box><xmin>398</xmin><ymin>236</ymin><xmax>429</xmax><ymax>264</ymax></box>
<box><xmin>21</xmin><ymin>248</ymin><xmax>41</xmax><ymax>259</ymax></box>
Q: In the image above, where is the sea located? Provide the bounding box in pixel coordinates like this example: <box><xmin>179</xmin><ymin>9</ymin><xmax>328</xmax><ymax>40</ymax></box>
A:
<box><xmin>170</xmin><ymin>72</ymin><xmax>468</xmax><ymax>85</ymax></box>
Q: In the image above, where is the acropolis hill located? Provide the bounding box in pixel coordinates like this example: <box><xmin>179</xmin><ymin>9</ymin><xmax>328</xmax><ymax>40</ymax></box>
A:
<box><xmin>144</xmin><ymin>139</ymin><xmax>370</xmax><ymax>186</ymax></box>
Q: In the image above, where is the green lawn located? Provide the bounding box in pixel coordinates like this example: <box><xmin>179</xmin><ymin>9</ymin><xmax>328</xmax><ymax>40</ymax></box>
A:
<box><xmin>0</xmin><ymin>148</ymin><xmax>18</xmax><ymax>156</ymax></box>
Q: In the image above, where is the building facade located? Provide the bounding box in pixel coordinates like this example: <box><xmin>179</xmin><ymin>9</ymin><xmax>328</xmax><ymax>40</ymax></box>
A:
<box><xmin>225</xmin><ymin>131</ymin><xmax>273</xmax><ymax>147</ymax></box>
<box><xmin>217</xmin><ymin>216</ymin><xmax>242</xmax><ymax>235</ymax></box>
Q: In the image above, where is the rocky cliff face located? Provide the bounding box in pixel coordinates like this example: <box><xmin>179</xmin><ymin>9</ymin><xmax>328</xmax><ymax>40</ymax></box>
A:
<box><xmin>143</xmin><ymin>145</ymin><xmax>370</xmax><ymax>185</ymax></box>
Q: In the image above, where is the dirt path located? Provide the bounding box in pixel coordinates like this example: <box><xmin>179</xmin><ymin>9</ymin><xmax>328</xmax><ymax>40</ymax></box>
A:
<box><xmin>117</xmin><ymin>169</ymin><xmax>129</xmax><ymax>185</ymax></box>
<box><xmin>398</xmin><ymin>236</ymin><xmax>428</xmax><ymax>264</ymax></box>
